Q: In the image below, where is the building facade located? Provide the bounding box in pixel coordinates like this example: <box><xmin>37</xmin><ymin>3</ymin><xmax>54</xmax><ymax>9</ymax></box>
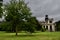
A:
<box><xmin>40</xmin><ymin>15</ymin><xmax>55</xmax><ymax>32</ymax></box>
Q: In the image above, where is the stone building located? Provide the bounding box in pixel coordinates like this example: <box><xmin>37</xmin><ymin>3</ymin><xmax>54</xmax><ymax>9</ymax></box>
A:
<box><xmin>40</xmin><ymin>15</ymin><xmax>55</xmax><ymax>32</ymax></box>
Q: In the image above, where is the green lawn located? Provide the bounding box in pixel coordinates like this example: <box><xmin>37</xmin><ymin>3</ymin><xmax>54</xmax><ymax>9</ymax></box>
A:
<box><xmin>0</xmin><ymin>31</ymin><xmax>60</xmax><ymax>40</ymax></box>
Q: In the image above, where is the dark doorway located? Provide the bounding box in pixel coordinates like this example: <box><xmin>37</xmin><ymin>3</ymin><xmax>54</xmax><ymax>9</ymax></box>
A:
<box><xmin>44</xmin><ymin>26</ymin><xmax>45</xmax><ymax>29</ymax></box>
<box><xmin>46</xmin><ymin>26</ymin><xmax>48</xmax><ymax>30</ymax></box>
<box><xmin>50</xmin><ymin>25</ymin><xmax>52</xmax><ymax>32</ymax></box>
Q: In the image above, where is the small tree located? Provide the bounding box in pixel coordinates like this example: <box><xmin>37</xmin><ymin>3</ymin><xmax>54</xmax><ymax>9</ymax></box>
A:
<box><xmin>4</xmin><ymin>0</ymin><xmax>32</xmax><ymax>36</ymax></box>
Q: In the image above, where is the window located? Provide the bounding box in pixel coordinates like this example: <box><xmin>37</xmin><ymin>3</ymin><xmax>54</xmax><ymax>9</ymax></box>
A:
<box><xmin>50</xmin><ymin>25</ymin><xmax>52</xmax><ymax>32</ymax></box>
<box><xmin>50</xmin><ymin>21</ymin><xmax>52</xmax><ymax>23</ymax></box>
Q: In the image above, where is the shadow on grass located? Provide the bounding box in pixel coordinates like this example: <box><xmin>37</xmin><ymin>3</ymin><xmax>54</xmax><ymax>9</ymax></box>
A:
<box><xmin>2</xmin><ymin>34</ymin><xmax>37</xmax><ymax>38</ymax></box>
<box><xmin>16</xmin><ymin>35</ymin><xmax>36</xmax><ymax>37</ymax></box>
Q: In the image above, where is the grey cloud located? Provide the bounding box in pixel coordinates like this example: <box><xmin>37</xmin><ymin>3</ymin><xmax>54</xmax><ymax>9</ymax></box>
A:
<box><xmin>25</xmin><ymin>0</ymin><xmax>60</xmax><ymax>22</ymax></box>
<box><xmin>3</xmin><ymin>0</ymin><xmax>60</xmax><ymax>22</ymax></box>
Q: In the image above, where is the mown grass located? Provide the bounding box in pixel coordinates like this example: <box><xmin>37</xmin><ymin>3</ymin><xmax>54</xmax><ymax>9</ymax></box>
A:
<box><xmin>0</xmin><ymin>31</ymin><xmax>60</xmax><ymax>40</ymax></box>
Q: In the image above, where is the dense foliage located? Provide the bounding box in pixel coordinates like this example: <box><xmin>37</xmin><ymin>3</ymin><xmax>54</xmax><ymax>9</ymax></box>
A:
<box><xmin>55</xmin><ymin>21</ymin><xmax>60</xmax><ymax>31</ymax></box>
<box><xmin>0</xmin><ymin>3</ymin><xmax>3</xmax><ymax>17</ymax></box>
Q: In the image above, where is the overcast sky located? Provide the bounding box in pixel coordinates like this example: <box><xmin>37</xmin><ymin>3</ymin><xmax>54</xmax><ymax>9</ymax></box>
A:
<box><xmin>3</xmin><ymin>0</ymin><xmax>60</xmax><ymax>22</ymax></box>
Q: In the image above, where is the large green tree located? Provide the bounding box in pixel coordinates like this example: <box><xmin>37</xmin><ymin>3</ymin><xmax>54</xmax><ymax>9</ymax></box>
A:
<box><xmin>4</xmin><ymin>0</ymin><xmax>32</xmax><ymax>36</ymax></box>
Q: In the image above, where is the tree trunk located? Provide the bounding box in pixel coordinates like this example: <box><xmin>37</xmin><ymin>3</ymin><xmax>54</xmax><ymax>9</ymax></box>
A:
<box><xmin>16</xmin><ymin>26</ymin><xmax>18</xmax><ymax>36</ymax></box>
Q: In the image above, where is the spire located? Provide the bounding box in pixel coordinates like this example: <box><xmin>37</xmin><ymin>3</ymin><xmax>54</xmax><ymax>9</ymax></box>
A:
<box><xmin>45</xmin><ymin>15</ymin><xmax>49</xmax><ymax>23</ymax></box>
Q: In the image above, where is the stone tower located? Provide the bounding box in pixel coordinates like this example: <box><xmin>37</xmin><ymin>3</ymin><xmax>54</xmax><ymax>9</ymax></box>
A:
<box><xmin>45</xmin><ymin>15</ymin><xmax>48</xmax><ymax>23</ymax></box>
